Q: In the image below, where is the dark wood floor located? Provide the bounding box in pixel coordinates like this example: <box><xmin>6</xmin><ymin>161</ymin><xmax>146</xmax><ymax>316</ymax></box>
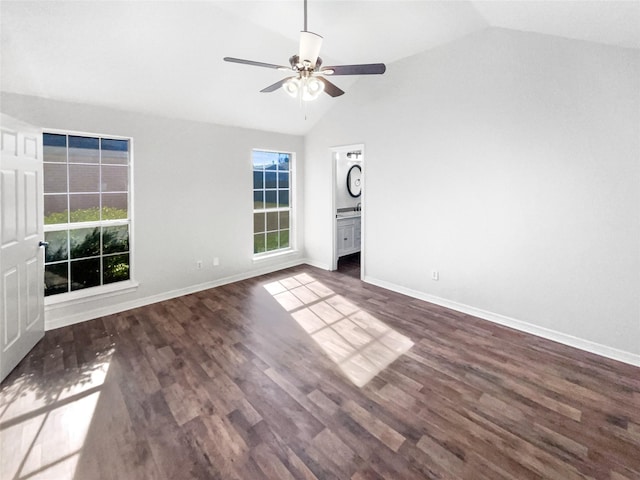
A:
<box><xmin>1</xmin><ymin>265</ymin><xmax>639</xmax><ymax>480</ymax></box>
<box><xmin>337</xmin><ymin>253</ymin><xmax>361</xmax><ymax>279</ymax></box>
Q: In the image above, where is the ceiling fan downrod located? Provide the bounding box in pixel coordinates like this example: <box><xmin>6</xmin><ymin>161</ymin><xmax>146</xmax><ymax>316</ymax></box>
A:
<box><xmin>304</xmin><ymin>0</ymin><xmax>308</xmax><ymax>32</ymax></box>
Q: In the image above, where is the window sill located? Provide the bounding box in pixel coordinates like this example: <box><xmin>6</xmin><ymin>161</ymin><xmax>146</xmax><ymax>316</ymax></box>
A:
<box><xmin>252</xmin><ymin>248</ymin><xmax>297</xmax><ymax>263</ymax></box>
<box><xmin>45</xmin><ymin>279</ymin><xmax>139</xmax><ymax>309</ymax></box>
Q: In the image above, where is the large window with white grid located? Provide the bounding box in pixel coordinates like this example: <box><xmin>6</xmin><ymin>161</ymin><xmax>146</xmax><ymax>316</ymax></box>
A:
<box><xmin>43</xmin><ymin>132</ymin><xmax>132</xmax><ymax>297</ymax></box>
<box><xmin>252</xmin><ymin>150</ymin><xmax>293</xmax><ymax>256</ymax></box>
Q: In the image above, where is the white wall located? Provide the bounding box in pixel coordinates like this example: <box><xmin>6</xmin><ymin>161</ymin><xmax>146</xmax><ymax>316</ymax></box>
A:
<box><xmin>1</xmin><ymin>92</ymin><xmax>305</xmax><ymax>328</ymax></box>
<box><xmin>305</xmin><ymin>28</ymin><xmax>640</xmax><ymax>363</ymax></box>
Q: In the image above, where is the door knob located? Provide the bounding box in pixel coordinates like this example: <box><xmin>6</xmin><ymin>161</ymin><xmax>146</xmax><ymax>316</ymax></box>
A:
<box><xmin>39</xmin><ymin>241</ymin><xmax>49</xmax><ymax>248</ymax></box>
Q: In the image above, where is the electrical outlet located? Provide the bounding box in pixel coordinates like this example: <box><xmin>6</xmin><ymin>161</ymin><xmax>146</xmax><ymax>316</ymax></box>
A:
<box><xmin>431</xmin><ymin>270</ymin><xmax>439</xmax><ymax>281</ymax></box>
<box><xmin>213</xmin><ymin>257</ymin><xmax>220</xmax><ymax>267</ymax></box>
<box><xmin>196</xmin><ymin>260</ymin><xmax>203</xmax><ymax>270</ymax></box>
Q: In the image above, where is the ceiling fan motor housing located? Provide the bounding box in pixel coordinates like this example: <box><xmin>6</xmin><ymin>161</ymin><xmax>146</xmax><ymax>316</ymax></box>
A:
<box><xmin>289</xmin><ymin>55</ymin><xmax>323</xmax><ymax>73</ymax></box>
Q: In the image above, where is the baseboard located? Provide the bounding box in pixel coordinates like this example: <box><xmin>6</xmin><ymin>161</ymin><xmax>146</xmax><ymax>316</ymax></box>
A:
<box><xmin>364</xmin><ymin>275</ymin><xmax>640</xmax><ymax>368</ymax></box>
<box><xmin>303</xmin><ymin>258</ymin><xmax>333</xmax><ymax>271</ymax></box>
<box><xmin>45</xmin><ymin>258</ymin><xmax>306</xmax><ymax>330</ymax></box>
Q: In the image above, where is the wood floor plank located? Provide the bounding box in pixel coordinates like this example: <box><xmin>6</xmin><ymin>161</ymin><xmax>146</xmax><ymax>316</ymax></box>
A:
<box><xmin>1</xmin><ymin>264</ymin><xmax>639</xmax><ymax>479</ymax></box>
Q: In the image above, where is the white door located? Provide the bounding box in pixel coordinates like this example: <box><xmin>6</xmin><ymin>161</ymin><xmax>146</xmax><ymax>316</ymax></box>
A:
<box><xmin>0</xmin><ymin>114</ymin><xmax>45</xmax><ymax>382</ymax></box>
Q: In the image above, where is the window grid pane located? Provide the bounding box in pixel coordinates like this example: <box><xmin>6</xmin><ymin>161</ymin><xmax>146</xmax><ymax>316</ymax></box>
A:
<box><xmin>103</xmin><ymin>253</ymin><xmax>130</xmax><ymax>284</ymax></box>
<box><xmin>69</xmin><ymin>194</ymin><xmax>100</xmax><ymax>222</ymax></box>
<box><xmin>69</xmin><ymin>136</ymin><xmax>99</xmax><ymax>164</ymax></box>
<box><xmin>44</xmin><ymin>194</ymin><xmax>69</xmax><ymax>225</ymax></box>
<box><xmin>45</xmin><ymin>263</ymin><xmax>68</xmax><ymax>296</ymax></box>
<box><xmin>43</xmin><ymin>163</ymin><xmax>68</xmax><ymax>193</ymax></box>
<box><xmin>70</xmin><ymin>258</ymin><xmax>101</xmax><ymax>291</ymax></box>
<box><xmin>43</xmin><ymin>134</ymin><xmax>68</xmax><ymax>163</ymax></box>
<box><xmin>254</xmin><ymin>213</ymin><xmax>265</xmax><ymax>234</ymax></box>
<box><xmin>280</xmin><ymin>229</ymin><xmax>290</xmax><ymax>249</ymax></box>
<box><xmin>254</xmin><ymin>234</ymin><xmax>266</xmax><ymax>254</ymax></box>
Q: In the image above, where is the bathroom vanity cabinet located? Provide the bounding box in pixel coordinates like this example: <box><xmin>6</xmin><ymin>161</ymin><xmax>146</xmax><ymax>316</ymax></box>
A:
<box><xmin>336</xmin><ymin>215</ymin><xmax>361</xmax><ymax>257</ymax></box>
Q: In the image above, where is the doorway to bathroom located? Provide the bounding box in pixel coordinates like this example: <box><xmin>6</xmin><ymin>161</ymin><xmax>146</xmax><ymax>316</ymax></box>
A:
<box><xmin>331</xmin><ymin>144</ymin><xmax>364</xmax><ymax>279</ymax></box>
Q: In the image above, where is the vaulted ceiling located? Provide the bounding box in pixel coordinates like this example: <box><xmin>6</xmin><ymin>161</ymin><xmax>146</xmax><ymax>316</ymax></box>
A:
<box><xmin>2</xmin><ymin>1</ymin><xmax>639</xmax><ymax>135</ymax></box>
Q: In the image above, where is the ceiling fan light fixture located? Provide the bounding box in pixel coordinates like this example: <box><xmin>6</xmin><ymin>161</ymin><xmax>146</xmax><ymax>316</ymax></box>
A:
<box><xmin>283</xmin><ymin>75</ymin><xmax>324</xmax><ymax>101</ymax></box>
<box><xmin>283</xmin><ymin>77</ymin><xmax>300</xmax><ymax>98</ymax></box>
<box><xmin>302</xmin><ymin>76</ymin><xmax>324</xmax><ymax>101</ymax></box>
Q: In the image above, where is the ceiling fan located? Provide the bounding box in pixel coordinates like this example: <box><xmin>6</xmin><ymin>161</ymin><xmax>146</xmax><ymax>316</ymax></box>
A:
<box><xmin>223</xmin><ymin>0</ymin><xmax>386</xmax><ymax>101</ymax></box>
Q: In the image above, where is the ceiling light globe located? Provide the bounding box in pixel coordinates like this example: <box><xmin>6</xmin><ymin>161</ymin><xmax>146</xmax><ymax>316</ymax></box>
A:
<box><xmin>302</xmin><ymin>77</ymin><xmax>324</xmax><ymax>101</ymax></box>
<box><xmin>283</xmin><ymin>78</ymin><xmax>300</xmax><ymax>98</ymax></box>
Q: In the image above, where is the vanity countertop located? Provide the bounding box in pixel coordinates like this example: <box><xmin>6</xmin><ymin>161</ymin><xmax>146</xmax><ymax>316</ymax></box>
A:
<box><xmin>336</xmin><ymin>209</ymin><xmax>361</xmax><ymax>219</ymax></box>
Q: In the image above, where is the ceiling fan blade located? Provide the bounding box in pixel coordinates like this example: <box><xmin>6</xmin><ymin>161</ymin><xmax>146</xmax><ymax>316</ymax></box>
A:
<box><xmin>260</xmin><ymin>77</ymin><xmax>295</xmax><ymax>93</ymax></box>
<box><xmin>224</xmin><ymin>57</ymin><xmax>289</xmax><ymax>71</ymax></box>
<box><xmin>317</xmin><ymin>77</ymin><xmax>345</xmax><ymax>97</ymax></box>
<box><xmin>299</xmin><ymin>31</ymin><xmax>323</xmax><ymax>68</ymax></box>
<box><xmin>321</xmin><ymin>63</ymin><xmax>386</xmax><ymax>76</ymax></box>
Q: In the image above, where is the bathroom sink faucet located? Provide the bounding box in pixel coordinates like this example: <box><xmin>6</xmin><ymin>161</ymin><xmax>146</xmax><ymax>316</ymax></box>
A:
<box><xmin>356</xmin><ymin>202</ymin><xmax>361</xmax><ymax>211</ymax></box>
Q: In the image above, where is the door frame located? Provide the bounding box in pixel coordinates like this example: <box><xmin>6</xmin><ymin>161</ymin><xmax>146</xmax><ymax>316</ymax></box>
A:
<box><xmin>330</xmin><ymin>143</ymin><xmax>365</xmax><ymax>279</ymax></box>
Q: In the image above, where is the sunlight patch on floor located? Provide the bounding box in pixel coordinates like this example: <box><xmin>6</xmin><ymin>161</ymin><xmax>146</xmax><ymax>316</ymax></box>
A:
<box><xmin>0</xmin><ymin>349</ymin><xmax>113</xmax><ymax>480</ymax></box>
<box><xmin>265</xmin><ymin>274</ymin><xmax>413</xmax><ymax>387</ymax></box>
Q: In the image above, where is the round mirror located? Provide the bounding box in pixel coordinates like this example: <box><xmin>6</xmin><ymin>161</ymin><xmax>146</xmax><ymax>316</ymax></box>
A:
<box><xmin>346</xmin><ymin>164</ymin><xmax>362</xmax><ymax>198</ymax></box>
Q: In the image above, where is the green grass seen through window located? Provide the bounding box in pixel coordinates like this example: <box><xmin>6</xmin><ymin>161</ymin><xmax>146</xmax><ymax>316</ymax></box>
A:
<box><xmin>45</xmin><ymin>207</ymin><xmax>128</xmax><ymax>225</ymax></box>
